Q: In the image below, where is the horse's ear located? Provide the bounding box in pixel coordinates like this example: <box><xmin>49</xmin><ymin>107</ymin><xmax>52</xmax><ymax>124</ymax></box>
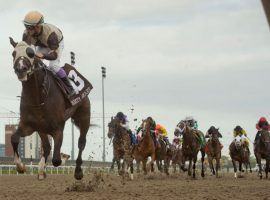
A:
<box><xmin>26</xmin><ymin>47</ymin><xmax>35</xmax><ymax>58</ymax></box>
<box><xmin>9</xmin><ymin>37</ymin><xmax>17</xmax><ymax>48</ymax></box>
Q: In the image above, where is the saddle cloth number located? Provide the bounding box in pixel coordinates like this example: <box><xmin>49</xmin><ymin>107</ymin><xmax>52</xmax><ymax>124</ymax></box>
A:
<box><xmin>68</xmin><ymin>70</ymin><xmax>85</xmax><ymax>93</ymax></box>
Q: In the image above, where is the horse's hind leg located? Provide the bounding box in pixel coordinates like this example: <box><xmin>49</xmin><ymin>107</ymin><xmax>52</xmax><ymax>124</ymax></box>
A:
<box><xmin>37</xmin><ymin>132</ymin><xmax>51</xmax><ymax>180</ymax></box>
<box><xmin>110</xmin><ymin>157</ymin><xmax>115</xmax><ymax>171</ymax></box>
<box><xmin>11</xmin><ymin>124</ymin><xmax>34</xmax><ymax>173</ymax></box>
<box><xmin>72</xmin><ymin>99</ymin><xmax>90</xmax><ymax>180</ymax></box>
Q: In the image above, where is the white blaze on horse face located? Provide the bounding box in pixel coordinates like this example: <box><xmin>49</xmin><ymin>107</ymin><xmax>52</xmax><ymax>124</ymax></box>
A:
<box><xmin>235</xmin><ymin>135</ymin><xmax>241</xmax><ymax>144</ymax></box>
<box><xmin>234</xmin><ymin>172</ymin><xmax>237</xmax><ymax>178</ymax></box>
<box><xmin>18</xmin><ymin>58</ymin><xmax>28</xmax><ymax>81</ymax></box>
<box><xmin>143</xmin><ymin>121</ymin><xmax>146</xmax><ymax>130</ymax></box>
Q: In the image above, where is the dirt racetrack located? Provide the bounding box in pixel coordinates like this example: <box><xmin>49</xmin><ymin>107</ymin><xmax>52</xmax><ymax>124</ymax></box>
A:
<box><xmin>0</xmin><ymin>171</ymin><xmax>270</xmax><ymax>200</ymax></box>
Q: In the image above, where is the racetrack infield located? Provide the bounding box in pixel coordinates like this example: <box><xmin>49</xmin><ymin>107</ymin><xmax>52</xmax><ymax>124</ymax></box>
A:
<box><xmin>0</xmin><ymin>171</ymin><xmax>270</xmax><ymax>200</ymax></box>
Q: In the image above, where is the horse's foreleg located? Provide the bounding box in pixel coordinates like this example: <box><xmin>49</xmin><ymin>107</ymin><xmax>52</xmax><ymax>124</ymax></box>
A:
<box><xmin>188</xmin><ymin>159</ymin><xmax>192</xmax><ymax>176</ymax></box>
<box><xmin>142</xmin><ymin>159</ymin><xmax>147</xmax><ymax>175</ymax></box>
<box><xmin>249</xmin><ymin>161</ymin><xmax>252</xmax><ymax>173</ymax></box>
<box><xmin>239</xmin><ymin>162</ymin><xmax>242</xmax><ymax>177</ymax></box>
<box><xmin>11</xmin><ymin>124</ymin><xmax>33</xmax><ymax>173</ymax></box>
<box><xmin>216</xmin><ymin>158</ymin><xmax>220</xmax><ymax>178</ymax></box>
<box><xmin>150</xmin><ymin>153</ymin><xmax>155</xmax><ymax>173</ymax></box>
<box><xmin>232</xmin><ymin>159</ymin><xmax>237</xmax><ymax>178</ymax></box>
<box><xmin>265</xmin><ymin>159</ymin><xmax>269</xmax><ymax>179</ymax></box>
<box><xmin>208</xmin><ymin>156</ymin><xmax>215</xmax><ymax>175</ymax></box>
<box><xmin>201</xmin><ymin>150</ymin><xmax>205</xmax><ymax>178</ymax></box>
<box><xmin>164</xmin><ymin>157</ymin><xmax>170</xmax><ymax>175</ymax></box>
<box><xmin>193</xmin><ymin>156</ymin><xmax>197</xmax><ymax>179</ymax></box>
<box><xmin>37</xmin><ymin>132</ymin><xmax>51</xmax><ymax>180</ymax></box>
<box><xmin>256</xmin><ymin>155</ymin><xmax>263</xmax><ymax>179</ymax></box>
<box><xmin>136</xmin><ymin>159</ymin><xmax>141</xmax><ymax>173</ymax></box>
<box><xmin>129</xmin><ymin>158</ymin><xmax>134</xmax><ymax>180</ymax></box>
<box><xmin>51</xmin><ymin>130</ymin><xmax>64</xmax><ymax>167</ymax></box>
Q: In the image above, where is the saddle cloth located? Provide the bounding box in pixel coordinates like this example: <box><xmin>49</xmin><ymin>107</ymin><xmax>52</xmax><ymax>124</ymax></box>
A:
<box><xmin>56</xmin><ymin>64</ymin><xmax>93</xmax><ymax>106</ymax></box>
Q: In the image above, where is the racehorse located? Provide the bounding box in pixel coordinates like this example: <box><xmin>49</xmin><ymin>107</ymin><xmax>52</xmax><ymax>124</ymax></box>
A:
<box><xmin>132</xmin><ymin>117</ymin><xmax>156</xmax><ymax>175</ymax></box>
<box><xmin>205</xmin><ymin>126</ymin><xmax>222</xmax><ymax>178</ymax></box>
<box><xmin>9</xmin><ymin>38</ymin><xmax>91</xmax><ymax>180</ymax></box>
<box><xmin>170</xmin><ymin>145</ymin><xmax>184</xmax><ymax>173</ymax></box>
<box><xmin>107</xmin><ymin>117</ymin><xmax>125</xmax><ymax>175</ymax></box>
<box><xmin>155</xmin><ymin>137</ymin><xmax>172</xmax><ymax>175</ymax></box>
<box><xmin>108</xmin><ymin>117</ymin><xmax>134</xmax><ymax>179</ymax></box>
<box><xmin>229</xmin><ymin>136</ymin><xmax>252</xmax><ymax>178</ymax></box>
<box><xmin>254</xmin><ymin>130</ymin><xmax>270</xmax><ymax>179</ymax></box>
<box><xmin>174</xmin><ymin>121</ymin><xmax>205</xmax><ymax>178</ymax></box>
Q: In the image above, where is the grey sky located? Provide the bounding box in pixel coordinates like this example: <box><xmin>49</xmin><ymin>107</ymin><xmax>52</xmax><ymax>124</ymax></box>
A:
<box><xmin>0</xmin><ymin>0</ymin><xmax>269</xmax><ymax>161</ymax></box>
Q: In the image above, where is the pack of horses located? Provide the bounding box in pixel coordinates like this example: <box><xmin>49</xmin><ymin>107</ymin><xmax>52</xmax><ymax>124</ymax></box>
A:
<box><xmin>108</xmin><ymin>117</ymin><xmax>270</xmax><ymax>180</ymax></box>
<box><xmin>8</xmin><ymin>37</ymin><xmax>270</xmax><ymax>181</ymax></box>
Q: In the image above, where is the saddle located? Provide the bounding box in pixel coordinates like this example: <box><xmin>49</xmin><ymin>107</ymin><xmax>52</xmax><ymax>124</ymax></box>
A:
<box><xmin>56</xmin><ymin>64</ymin><xmax>93</xmax><ymax>106</ymax></box>
<box><xmin>192</xmin><ymin>130</ymin><xmax>206</xmax><ymax>147</ymax></box>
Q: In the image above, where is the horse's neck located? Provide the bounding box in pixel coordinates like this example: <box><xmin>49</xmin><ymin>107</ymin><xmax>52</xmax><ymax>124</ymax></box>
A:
<box><xmin>211</xmin><ymin>138</ymin><xmax>219</xmax><ymax>146</ymax></box>
<box><xmin>183</xmin><ymin>128</ymin><xmax>193</xmax><ymax>142</ymax></box>
<box><xmin>21</xmin><ymin>69</ymin><xmax>45</xmax><ymax>104</ymax></box>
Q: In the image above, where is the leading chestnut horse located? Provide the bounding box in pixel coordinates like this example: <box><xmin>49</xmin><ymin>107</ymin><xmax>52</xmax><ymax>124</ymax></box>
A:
<box><xmin>9</xmin><ymin>38</ymin><xmax>91</xmax><ymax>180</ymax></box>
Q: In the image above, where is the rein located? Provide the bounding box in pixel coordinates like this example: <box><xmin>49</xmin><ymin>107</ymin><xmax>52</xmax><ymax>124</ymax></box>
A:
<box><xmin>20</xmin><ymin>62</ymin><xmax>50</xmax><ymax>108</ymax></box>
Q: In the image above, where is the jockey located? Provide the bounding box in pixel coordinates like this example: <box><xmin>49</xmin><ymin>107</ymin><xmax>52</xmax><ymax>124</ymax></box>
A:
<box><xmin>136</xmin><ymin>118</ymin><xmax>157</xmax><ymax>146</ymax></box>
<box><xmin>184</xmin><ymin>116</ymin><xmax>198</xmax><ymax>130</ymax></box>
<box><xmin>155</xmin><ymin>124</ymin><xmax>170</xmax><ymax>147</ymax></box>
<box><xmin>255</xmin><ymin>117</ymin><xmax>270</xmax><ymax>144</ymax></box>
<box><xmin>115</xmin><ymin>112</ymin><xmax>135</xmax><ymax>144</ymax></box>
<box><xmin>172</xmin><ymin>135</ymin><xmax>181</xmax><ymax>148</ymax></box>
<box><xmin>116</xmin><ymin>112</ymin><xmax>129</xmax><ymax>130</ymax></box>
<box><xmin>205</xmin><ymin>126</ymin><xmax>223</xmax><ymax>138</ymax></box>
<box><xmin>22</xmin><ymin>11</ymin><xmax>75</xmax><ymax>97</ymax></box>
<box><xmin>233</xmin><ymin>125</ymin><xmax>249</xmax><ymax>148</ymax></box>
<box><xmin>205</xmin><ymin>126</ymin><xmax>223</xmax><ymax>148</ymax></box>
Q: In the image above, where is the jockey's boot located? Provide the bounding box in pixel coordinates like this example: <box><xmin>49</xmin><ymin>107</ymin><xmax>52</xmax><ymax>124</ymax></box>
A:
<box><xmin>61</xmin><ymin>77</ymin><xmax>76</xmax><ymax>97</ymax></box>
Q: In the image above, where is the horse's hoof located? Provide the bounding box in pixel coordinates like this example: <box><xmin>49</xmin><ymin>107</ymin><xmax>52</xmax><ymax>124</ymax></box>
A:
<box><xmin>74</xmin><ymin>167</ymin><xmax>83</xmax><ymax>180</ymax></box>
<box><xmin>16</xmin><ymin>163</ymin><xmax>26</xmax><ymax>174</ymax></box>
<box><xmin>37</xmin><ymin>172</ymin><xmax>46</xmax><ymax>180</ymax></box>
<box><xmin>52</xmin><ymin>158</ymin><xmax>62</xmax><ymax>167</ymax></box>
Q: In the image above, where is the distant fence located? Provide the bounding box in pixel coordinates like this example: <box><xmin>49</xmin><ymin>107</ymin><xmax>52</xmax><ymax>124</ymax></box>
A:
<box><xmin>0</xmin><ymin>157</ymin><xmax>112</xmax><ymax>168</ymax></box>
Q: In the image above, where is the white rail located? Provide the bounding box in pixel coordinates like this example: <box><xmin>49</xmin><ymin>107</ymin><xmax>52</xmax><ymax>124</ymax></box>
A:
<box><xmin>0</xmin><ymin>164</ymin><xmax>110</xmax><ymax>176</ymax></box>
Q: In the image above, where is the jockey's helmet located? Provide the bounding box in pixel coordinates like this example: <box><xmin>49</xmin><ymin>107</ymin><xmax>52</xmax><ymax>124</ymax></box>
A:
<box><xmin>234</xmin><ymin>125</ymin><xmax>242</xmax><ymax>132</ymax></box>
<box><xmin>116</xmin><ymin>112</ymin><xmax>125</xmax><ymax>120</ymax></box>
<box><xmin>259</xmin><ymin>117</ymin><xmax>267</xmax><ymax>123</ymax></box>
<box><xmin>23</xmin><ymin>11</ymin><xmax>44</xmax><ymax>27</ymax></box>
<box><xmin>156</xmin><ymin>124</ymin><xmax>162</xmax><ymax>130</ymax></box>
